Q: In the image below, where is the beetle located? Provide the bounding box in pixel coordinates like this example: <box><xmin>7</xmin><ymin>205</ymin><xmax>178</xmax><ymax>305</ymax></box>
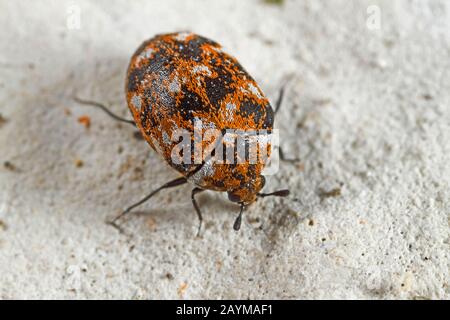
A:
<box><xmin>75</xmin><ymin>32</ymin><xmax>295</xmax><ymax>235</ymax></box>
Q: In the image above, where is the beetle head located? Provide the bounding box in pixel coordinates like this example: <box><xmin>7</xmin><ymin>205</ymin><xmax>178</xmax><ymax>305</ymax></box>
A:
<box><xmin>227</xmin><ymin>175</ymin><xmax>266</xmax><ymax>205</ymax></box>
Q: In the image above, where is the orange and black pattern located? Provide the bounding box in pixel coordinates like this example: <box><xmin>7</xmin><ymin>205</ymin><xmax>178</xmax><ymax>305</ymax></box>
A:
<box><xmin>126</xmin><ymin>32</ymin><xmax>274</xmax><ymax>204</ymax></box>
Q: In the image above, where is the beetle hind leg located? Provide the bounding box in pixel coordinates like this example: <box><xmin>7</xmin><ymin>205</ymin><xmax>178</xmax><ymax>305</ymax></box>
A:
<box><xmin>108</xmin><ymin>176</ymin><xmax>187</xmax><ymax>230</ymax></box>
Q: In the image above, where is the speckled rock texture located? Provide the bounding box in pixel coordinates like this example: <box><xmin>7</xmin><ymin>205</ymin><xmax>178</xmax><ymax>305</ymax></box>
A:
<box><xmin>0</xmin><ymin>0</ymin><xmax>448</xmax><ymax>299</ymax></box>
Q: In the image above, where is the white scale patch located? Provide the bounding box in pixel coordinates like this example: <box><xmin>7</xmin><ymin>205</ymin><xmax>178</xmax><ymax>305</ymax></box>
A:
<box><xmin>162</xmin><ymin>131</ymin><xmax>171</xmax><ymax>146</ymax></box>
<box><xmin>131</xmin><ymin>95</ymin><xmax>141</xmax><ymax>110</ymax></box>
<box><xmin>192</xmin><ymin>64</ymin><xmax>212</xmax><ymax>76</ymax></box>
<box><xmin>196</xmin><ymin>76</ymin><xmax>202</xmax><ymax>87</ymax></box>
<box><xmin>175</xmin><ymin>32</ymin><xmax>192</xmax><ymax>41</ymax></box>
<box><xmin>211</xmin><ymin>46</ymin><xmax>223</xmax><ymax>53</ymax></box>
<box><xmin>225</xmin><ymin>102</ymin><xmax>236</xmax><ymax>120</ymax></box>
<box><xmin>168</xmin><ymin>76</ymin><xmax>180</xmax><ymax>93</ymax></box>
<box><xmin>248</xmin><ymin>83</ymin><xmax>263</xmax><ymax>99</ymax></box>
<box><xmin>204</xmin><ymin>121</ymin><xmax>216</xmax><ymax>129</ymax></box>
<box><xmin>193</xmin><ymin>117</ymin><xmax>216</xmax><ymax>130</ymax></box>
<box><xmin>137</xmin><ymin>48</ymin><xmax>154</xmax><ymax>63</ymax></box>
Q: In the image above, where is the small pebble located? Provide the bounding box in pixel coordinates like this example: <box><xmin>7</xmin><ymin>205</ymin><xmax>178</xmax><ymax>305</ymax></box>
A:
<box><xmin>0</xmin><ymin>220</ymin><xmax>8</xmax><ymax>231</ymax></box>
<box><xmin>78</xmin><ymin>115</ymin><xmax>91</xmax><ymax>128</ymax></box>
<box><xmin>263</xmin><ymin>0</ymin><xmax>284</xmax><ymax>5</ymax></box>
<box><xmin>74</xmin><ymin>159</ymin><xmax>84</xmax><ymax>168</ymax></box>
<box><xmin>147</xmin><ymin>217</ymin><xmax>157</xmax><ymax>231</ymax></box>
<box><xmin>3</xmin><ymin>161</ymin><xmax>16</xmax><ymax>171</ymax></box>
<box><xmin>165</xmin><ymin>273</ymin><xmax>174</xmax><ymax>280</ymax></box>
<box><xmin>319</xmin><ymin>187</ymin><xmax>341</xmax><ymax>200</ymax></box>
<box><xmin>177</xmin><ymin>282</ymin><xmax>188</xmax><ymax>297</ymax></box>
<box><xmin>0</xmin><ymin>114</ymin><xmax>6</xmax><ymax>126</ymax></box>
<box><xmin>133</xmin><ymin>131</ymin><xmax>144</xmax><ymax>140</ymax></box>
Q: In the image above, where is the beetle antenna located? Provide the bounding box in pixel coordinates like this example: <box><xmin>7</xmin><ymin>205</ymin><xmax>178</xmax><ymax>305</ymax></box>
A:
<box><xmin>233</xmin><ymin>204</ymin><xmax>245</xmax><ymax>231</ymax></box>
<box><xmin>73</xmin><ymin>96</ymin><xmax>136</xmax><ymax>126</ymax></box>
<box><xmin>258</xmin><ymin>189</ymin><xmax>290</xmax><ymax>198</ymax></box>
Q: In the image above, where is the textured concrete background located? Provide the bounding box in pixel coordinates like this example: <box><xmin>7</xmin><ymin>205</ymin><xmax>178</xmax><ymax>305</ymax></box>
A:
<box><xmin>0</xmin><ymin>0</ymin><xmax>449</xmax><ymax>299</ymax></box>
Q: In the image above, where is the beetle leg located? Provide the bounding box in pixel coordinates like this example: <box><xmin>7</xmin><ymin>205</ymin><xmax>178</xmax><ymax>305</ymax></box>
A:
<box><xmin>191</xmin><ymin>187</ymin><xmax>205</xmax><ymax>236</ymax></box>
<box><xmin>73</xmin><ymin>96</ymin><xmax>136</xmax><ymax>126</ymax></box>
<box><xmin>109</xmin><ymin>176</ymin><xmax>187</xmax><ymax>229</ymax></box>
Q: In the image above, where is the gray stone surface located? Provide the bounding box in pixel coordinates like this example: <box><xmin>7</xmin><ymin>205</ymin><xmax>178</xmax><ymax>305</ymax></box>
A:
<box><xmin>0</xmin><ymin>0</ymin><xmax>449</xmax><ymax>299</ymax></box>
